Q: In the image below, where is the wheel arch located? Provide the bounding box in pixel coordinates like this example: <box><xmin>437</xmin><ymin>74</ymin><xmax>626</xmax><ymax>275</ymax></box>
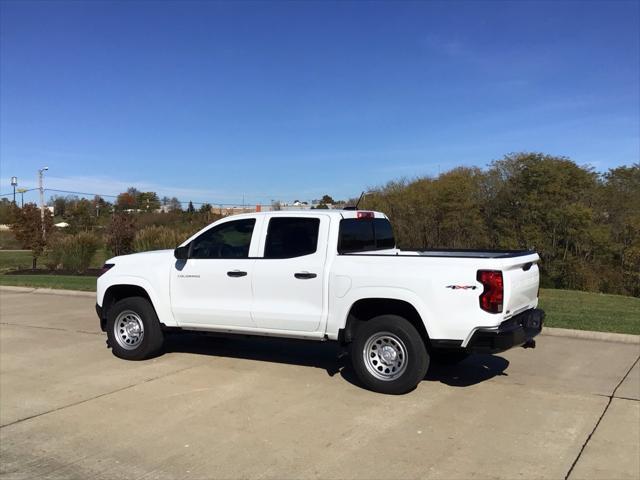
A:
<box><xmin>100</xmin><ymin>284</ymin><xmax>156</xmax><ymax>332</ymax></box>
<box><xmin>339</xmin><ymin>297</ymin><xmax>430</xmax><ymax>348</ymax></box>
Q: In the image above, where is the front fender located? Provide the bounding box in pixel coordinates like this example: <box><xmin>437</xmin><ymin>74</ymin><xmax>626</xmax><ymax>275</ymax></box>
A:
<box><xmin>98</xmin><ymin>274</ymin><xmax>178</xmax><ymax>327</ymax></box>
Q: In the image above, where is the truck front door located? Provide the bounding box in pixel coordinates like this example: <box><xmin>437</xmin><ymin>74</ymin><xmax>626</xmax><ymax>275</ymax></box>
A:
<box><xmin>170</xmin><ymin>218</ymin><xmax>259</xmax><ymax>328</ymax></box>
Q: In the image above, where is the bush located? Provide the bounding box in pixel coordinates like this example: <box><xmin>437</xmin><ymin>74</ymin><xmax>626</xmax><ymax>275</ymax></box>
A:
<box><xmin>64</xmin><ymin>232</ymin><xmax>101</xmax><ymax>273</ymax></box>
<box><xmin>45</xmin><ymin>234</ymin><xmax>66</xmax><ymax>270</ymax></box>
<box><xmin>47</xmin><ymin>232</ymin><xmax>101</xmax><ymax>273</ymax></box>
<box><xmin>133</xmin><ymin>226</ymin><xmax>184</xmax><ymax>252</ymax></box>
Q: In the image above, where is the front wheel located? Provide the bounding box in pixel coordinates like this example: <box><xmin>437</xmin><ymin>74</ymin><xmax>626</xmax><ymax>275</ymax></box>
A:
<box><xmin>106</xmin><ymin>297</ymin><xmax>164</xmax><ymax>360</ymax></box>
<box><xmin>350</xmin><ymin>315</ymin><xmax>429</xmax><ymax>394</ymax></box>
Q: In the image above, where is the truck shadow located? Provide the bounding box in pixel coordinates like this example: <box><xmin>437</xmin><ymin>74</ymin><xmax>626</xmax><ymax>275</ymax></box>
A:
<box><xmin>423</xmin><ymin>355</ymin><xmax>509</xmax><ymax>387</ymax></box>
<box><xmin>164</xmin><ymin>333</ymin><xmax>509</xmax><ymax>389</ymax></box>
<box><xmin>339</xmin><ymin>354</ymin><xmax>509</xmax><ymax>389</ymax></box>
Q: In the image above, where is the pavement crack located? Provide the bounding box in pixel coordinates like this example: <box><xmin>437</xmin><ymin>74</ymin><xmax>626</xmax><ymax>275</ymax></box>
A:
<box><xmin>594</xmin><ymin>393</ymin><xmax>640</xmax><ymax>402</ymax></box>
<box><xmin>611</xmin><ymin>395</ymin><xmax>640</xmax><ymax>402</ymax></box>
<box><xmin>565</xmin><ymin>355</ymin><xmax>640</xmax><ymax>480</ymax></box>
<box><xmin>0</xmin><ymin>364</ymin><xmax>201</xmax><ymax>429</ymax></box>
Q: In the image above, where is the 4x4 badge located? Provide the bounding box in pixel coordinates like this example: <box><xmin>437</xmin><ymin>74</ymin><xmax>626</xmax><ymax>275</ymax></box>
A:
<box><xmin>446</xmin><ymin>285</ymin><xmax>477</xmax><ymax>290</ymax></box>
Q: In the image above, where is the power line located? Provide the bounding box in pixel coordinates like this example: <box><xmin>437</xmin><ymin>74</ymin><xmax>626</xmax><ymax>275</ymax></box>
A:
<box><xmin>0</xmin><ymin>187</ymin><xmax>39</xmax><ymax>196</ymax></box>
<box><xmin>1</xmin><ymin>187</ymin><xmax>269</xmax><ymax>207</ymax></box>
<box><xmin>45</xmin><ymin>188</ymin><xmax>118</xmax><ymax>198</ymax></box>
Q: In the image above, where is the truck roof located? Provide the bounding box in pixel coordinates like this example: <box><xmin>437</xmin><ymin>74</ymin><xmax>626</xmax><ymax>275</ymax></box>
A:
<box><xmin>226</xmin><ymin>210</ymin><xmax>388</xmax><ymax>220</ymax></box>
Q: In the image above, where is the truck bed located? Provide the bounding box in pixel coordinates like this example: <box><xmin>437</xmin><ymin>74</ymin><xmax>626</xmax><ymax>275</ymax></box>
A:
<box><xmin>344</xmin><ymin>249</ymin><xmax>536</xmax><ymax>259</ymax></box>
<box><xmin>415</xmin><ymin>249</ymin><xmax>535</xmax><ymax>258</ymax></box>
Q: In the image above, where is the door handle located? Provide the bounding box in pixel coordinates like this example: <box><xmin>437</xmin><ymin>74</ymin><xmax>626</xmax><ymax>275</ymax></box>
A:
<box><xmin>227</xmin><ymin>270</ymin><xmax>248</xmax><ymax>277</ymax></box>
<box><xmin>294</xmin><ymin>272</ymin><xmax>317</xmax><ymax>279</ymax></box>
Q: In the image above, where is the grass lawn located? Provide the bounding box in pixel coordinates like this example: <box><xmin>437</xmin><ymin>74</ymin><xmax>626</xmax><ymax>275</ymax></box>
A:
<box><xmin>0</xmin><ymin>231</ymin><xmax>22</xmax><ymax>249</ymax></box>
<box><xmin>0</xmin><ymin>274</ymin><xmax>96</xmax><ymax>291</ymax></box>
<box><xmin>0</xmin><ymin>247</ymin><xmax>106</xmax><ymax>293</ymax></box>
<box><xmin>0</xmin><ymin>249</ymin><xmax>109</xmax><ymax>273</ymax></box>
<box><xmin>0</xmin><ymin>250</ymin><xmax>34</xmax><ymax>272</ymax></box>
<box><xmin>539</xmin><ymin>288</ymin><xmax>639</xmax><ymax>335</ymax></box>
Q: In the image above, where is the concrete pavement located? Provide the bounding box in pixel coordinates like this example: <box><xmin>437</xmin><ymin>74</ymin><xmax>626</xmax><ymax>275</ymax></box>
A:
<box><xmin>1</xmin><ymin>289</ymin><xmax>638</xmax><ymax>479</ymax></box>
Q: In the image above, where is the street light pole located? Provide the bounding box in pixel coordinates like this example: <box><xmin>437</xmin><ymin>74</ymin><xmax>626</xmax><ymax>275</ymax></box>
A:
<box><xmin>38</xmin><ymin>167</ymin><xmax>48</xmax><ymax>240</ymax></box>
<box><xmin>10</xmin><ymin>177</ymin><xmax>17</xmax><ymax>204</ymax></box>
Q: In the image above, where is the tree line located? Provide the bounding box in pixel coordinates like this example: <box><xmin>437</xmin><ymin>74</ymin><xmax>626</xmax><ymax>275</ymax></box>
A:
<box><xmin>2</xmin><ymin>152</ymin><xmax>638</xmax><ymax>297</ymax></box>
<box><xmin>361</xmin><ymin>153</ymin><xmax>639</xmax><ymax>297</ymax></box>
<box><xmin>2</xmin><ymin>190</ymin><xmax>220</xmax><ymax>270</ymax></box>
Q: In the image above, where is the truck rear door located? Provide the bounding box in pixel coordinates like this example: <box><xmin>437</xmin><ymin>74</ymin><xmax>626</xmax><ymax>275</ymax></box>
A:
<box><xmin>251</xmin><ymin>215</ymin><xmax>329</xmax><ymax>332</ymax></box>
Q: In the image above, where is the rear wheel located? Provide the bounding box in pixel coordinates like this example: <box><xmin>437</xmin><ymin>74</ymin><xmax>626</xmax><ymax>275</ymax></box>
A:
<box><xmin>350</xmin><ymin>315</ymin><xmax>429</xmax><ymax>394</ymax></box>
<box><xmin>106</xmin><ymin>297</ymin><xmax>164</xmax><ymax>360</ymax></box>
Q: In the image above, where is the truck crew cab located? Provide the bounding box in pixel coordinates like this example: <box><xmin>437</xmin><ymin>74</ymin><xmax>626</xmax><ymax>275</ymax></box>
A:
<box><xmin>97</xmin><ymin>210</ymin><xmax>544</xmax><ymax>394</ymax></box>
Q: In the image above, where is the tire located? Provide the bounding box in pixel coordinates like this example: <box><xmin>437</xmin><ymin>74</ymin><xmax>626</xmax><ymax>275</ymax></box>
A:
<box><xmin>431</xmin><ymin>350</ymin><xmax>470</xmax><ymax>365</ymax></box>
<box><xmin>106</xmin><ymin>297</ymin><xmax>164</xmax><ymax>360</ymax></box>
<box><xmin>350</xmin><ymin>315</ymin><xmax>429</xmax><ymax>394</ymax></box>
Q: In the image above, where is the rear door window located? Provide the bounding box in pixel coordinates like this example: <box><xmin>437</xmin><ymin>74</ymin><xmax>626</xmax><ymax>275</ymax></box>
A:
<box><xmin>264</xmin><ymin>217</ymin><xmax>320</xmax><ymax>258</ymax></box>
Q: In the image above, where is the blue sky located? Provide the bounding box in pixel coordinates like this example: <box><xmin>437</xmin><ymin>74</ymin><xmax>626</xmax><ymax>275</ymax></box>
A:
<box><xmin>1</xmin><ymin>0</ymin><xmax>638</xmax><ymax>205</ymax></box>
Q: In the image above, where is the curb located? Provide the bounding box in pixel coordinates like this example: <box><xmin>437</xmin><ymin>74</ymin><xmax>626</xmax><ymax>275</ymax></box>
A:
<box><xmin>542</xmin><ymin>326</ymin><xmax>639</xmax><ymax>345</ymax></box>
<box><xmin>0</xmin><ymin>286</ymin><xmax>95</xmax><ymax>298</ymax></box>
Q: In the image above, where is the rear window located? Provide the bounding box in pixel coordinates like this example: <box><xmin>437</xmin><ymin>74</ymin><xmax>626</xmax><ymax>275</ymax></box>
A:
<box><xmin>265</xmin><ymin>217</ymin><xmax>320</xmax><ymax>258</ymax></box>
<box><xmin>338</xmin><ymin>218</ymin><xmax>396</xmax><ymax>253</ymax></box>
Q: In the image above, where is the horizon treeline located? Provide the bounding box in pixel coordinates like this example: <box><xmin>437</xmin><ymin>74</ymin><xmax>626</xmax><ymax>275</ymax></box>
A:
<box><xmin>361</xmin><ymin>152</ymin><xmax>639</xmax><ymax>297</ymax></box>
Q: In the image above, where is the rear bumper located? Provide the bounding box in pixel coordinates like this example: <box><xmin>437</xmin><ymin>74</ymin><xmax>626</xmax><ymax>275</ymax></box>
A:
<box><xmin>465</xmin><ymin>308</ymin><xmax>545</xmax><ymax>354</ymax></box>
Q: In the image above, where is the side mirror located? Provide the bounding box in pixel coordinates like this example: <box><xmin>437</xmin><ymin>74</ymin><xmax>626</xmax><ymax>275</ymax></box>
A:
<box><xmin>174</xmin><ymin>245</ymin><xmax>189</xmax><ymax>260</ymax></box>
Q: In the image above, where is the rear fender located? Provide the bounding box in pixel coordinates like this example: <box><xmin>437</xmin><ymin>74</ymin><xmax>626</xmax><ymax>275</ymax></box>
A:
<box><xmin>334</xmin><ymin>287</ymin><xmax>434</xmax><ymax>340</ymax></box>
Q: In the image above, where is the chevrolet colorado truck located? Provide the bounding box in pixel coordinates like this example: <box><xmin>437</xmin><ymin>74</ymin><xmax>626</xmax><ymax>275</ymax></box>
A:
<box><xmin>96</xmin><ymin>210</ymin><xmax>544</xmax><ymax>394</ymax></box>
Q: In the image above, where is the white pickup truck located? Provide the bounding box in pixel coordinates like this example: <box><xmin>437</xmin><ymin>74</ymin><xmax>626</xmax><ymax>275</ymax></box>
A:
<box><xmin>96</xmin><ymin>210</ymin><xmax>544</xmax><ymax>394</ymax></box>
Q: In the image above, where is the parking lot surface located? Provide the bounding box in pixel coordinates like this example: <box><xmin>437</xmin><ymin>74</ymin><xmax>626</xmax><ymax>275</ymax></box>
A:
<box><xmin>1</xmin><ymin>289</ymin><xmax>638</xmax><ymax>479</ymax></box>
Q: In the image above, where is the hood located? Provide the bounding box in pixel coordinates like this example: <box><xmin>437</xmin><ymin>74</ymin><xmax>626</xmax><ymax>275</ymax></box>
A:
<box><xmin>106</xmin><ymin>249</ymin><xmax>175</xmax><ymax>265</ymax></box>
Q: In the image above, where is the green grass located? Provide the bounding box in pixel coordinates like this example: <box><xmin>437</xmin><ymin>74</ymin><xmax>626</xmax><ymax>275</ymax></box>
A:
<box><xmin>0</xmin><ymin>274</ymin><xmax>96</xmax><ymax>291</ymax></box>
<box><xmin>539</xmin><ymin>288</ymin><xmax>639</xmax><ymax>335</ymax></box>
<box><xmin>0</xmin><ymin>248</ymin><xmax>109</xmax><ymax>273</ymax></box>
<box><xmin>0</xmin><ymin>250</ymin><xmax>33</xmax><ymax>272</ymax></box>
<box><xmin>0</xmin><ymin>230</ymin><xmax>21</xmax><ymax>249</ymax></box>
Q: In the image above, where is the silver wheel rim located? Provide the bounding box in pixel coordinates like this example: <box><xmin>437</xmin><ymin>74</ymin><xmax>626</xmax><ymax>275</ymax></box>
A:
<box><xmin>363</xmin><ymin>331</ymin><xmax>408</xmax><ymax>381</ymax></box>
<box><xmin>113</xmin><ymin>310</ymin><xmax>144</xmax><ymax>350</ymax></box>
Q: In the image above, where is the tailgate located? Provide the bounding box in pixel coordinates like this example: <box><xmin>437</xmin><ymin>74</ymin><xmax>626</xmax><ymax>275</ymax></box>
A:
<box><xmin>502</xmin><ymin>254</ymin><xmax>540</xmax><ymax>317</ymax></box>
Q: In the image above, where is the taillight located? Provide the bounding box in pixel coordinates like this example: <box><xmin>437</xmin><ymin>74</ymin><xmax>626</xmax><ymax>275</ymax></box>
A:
<box><xmin>99</xmin><ymin>263</ymin><xmax>115</xmax><ymax>277</ymax></box>
<box><xmin>477</xmin><ymin>270</ymin><xmax>503</xmax><ymax>313</ymax></box>
<box><xmin>357</xmin><ymin>211</ymin><xmax>375</xmax><ymax>219</ymax></box>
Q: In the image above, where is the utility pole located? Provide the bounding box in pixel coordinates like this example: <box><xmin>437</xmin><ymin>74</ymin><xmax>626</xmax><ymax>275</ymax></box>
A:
<box><xmin>10</xmin><ymin>177</ymin><xmax>17</xmax><ymax>204</ymax></box>
<box><xmin>38</xmin><ymin>167</ymin><xmax>48</xmax><ymax>240</ymax></box>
